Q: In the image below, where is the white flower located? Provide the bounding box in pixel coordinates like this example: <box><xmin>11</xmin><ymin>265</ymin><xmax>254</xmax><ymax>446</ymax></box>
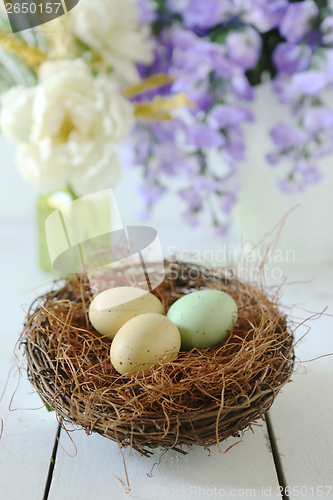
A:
<box><xmin>0</xmin><ymin>86</ymin><xmax>35</xmax><ymax>142</ymax></box>
<box><xmin>69</xmin><ymin>0</ymin><xmax>154</xmax><ymax>84</ymax></box>
<box><xmin>0</xmin><ymin>59</ymin><xmax>134</xmax><ymax>195</ymax></box>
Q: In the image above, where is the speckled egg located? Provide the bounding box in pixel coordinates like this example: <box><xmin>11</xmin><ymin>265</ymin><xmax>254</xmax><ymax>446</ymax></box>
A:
<box><xmin>166</xmin><ymin>289</ymin><xmax>238</xmax><ymax>350</ymax></box>
<box><xmin>110</xmin><ymin>312</ymin><xmax>181</xmax><ymax>375</ymax></box>
<box><xmin>89</xmin><ymin>287</ymin><xmax>165</xmax><ymax>339</ymax></box>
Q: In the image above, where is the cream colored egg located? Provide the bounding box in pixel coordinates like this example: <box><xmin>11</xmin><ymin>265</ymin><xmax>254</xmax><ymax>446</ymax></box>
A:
<box><xmin>88</xmin><ymin>287</ymin><xmax>165</xmax><ymax>339</ymax></box>
<box><xmin>110</xmin><ymin>313</ymin><xmax>181</xmax><ymax>375</ymax></box>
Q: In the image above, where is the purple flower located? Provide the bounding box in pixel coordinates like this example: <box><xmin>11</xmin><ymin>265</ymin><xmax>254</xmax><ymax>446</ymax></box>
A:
<box><xmin>239</xmin><ymin>0</ymin><xmax>288</xmax><ymax>33</ymax></box>
<box><xmin>153</xmin><ymin>145</ymin><xmax>186</xmax><ymax>176</ymax></box>
<box><xmin>210</xmin><ymin>46</ymin><xmax>235</xmax><ymax>79</ymax></box>
<box><xmin>219</xmin><ymin>192</ymin><xmax>237</xmax><ymax>214</ymax></box>
<box><xmin>317</xmin><ymin>49</ymin><xmax>333</xmax><ymax>81</ymax></box>
<box><xmin>226</xmin><ymin>27</ymin><xmax>262</xmax><ymax>71</ymax></box>
<box><xmin>208</xmin><ymin>104</ymin><xmax>254</xmax><ymax>130</ymax></box>
<box><xmin>168</xmin><ymin>26</ymin><xmax>237</xmax><ymax>90</ymax></box>
<box><xmin>293</xmin><ymin>160</ymin><xmax>310</xmax><ymax>173</ymax></box>
<box><xmin>164</xmin><ymin>25</ymin><xmax>255</xmax><ymax>110</ymax></box>
<box><xmin>178</xmin><ymin>187</ymin><xmax>201</xmax><ymax>211</ymax></box>
<box><xmin>182</xmin><ymin>210</ymin><xmax>201</xmax><ymax>227</ymax></box>
<box><xmin>266</xmin><ymin>152</ymin><xmax>280</xmax><ymax>165</ymax></box>
<box><xmin>311</xmin><ymin>134</ymin><xmax>333</xmax><ymax>158</ymax></box>
<box><xmin>291</xmin><ymin>161</ymin><xmax>322</xmax><ymax>185</ymax></box>
<box><xmin>223</xmin><ymin>128</ymin><xmax>246</xmax><ymax>162</ymax></box>
<box><xmin>270</xmin><ymin>123</ymin><xmax>308</xmax><ymax>149</ymax></box>
<box><xmin>321</xmin><ymin>17</ymin><xmax>333</xmax><ymax>46</ymax></box>
<box><xmin>127</xmin><ymin>127</ymin><xmax>153</xmax><ymax>164</ymax></box>
<box><xmin>291</xmin><ymin>71</ymin><xmax>327</xmax><ymax>96</ymax></box>
<box><xmin>167</xmin><ymin>0</ymin><xmax>233</xmax><ymax>30</ymax></box>
<box><xmin>182</xmin><ymin>156</ymin><xmax>202</xmax><ymax>177</ymax></box>
<box><xmin>193</xmin><ymin>177</ymin><xmax>220</xmax><ymax>193</ymax></box>
<box><xmin>184</xmin><ymin>123</ymin><xmax>225</xmax><ymax>149</ymax></box>
<box><xmin>127</xmin><ymin>0</ymin><xmax>333</xmax><ymax>228</ymax></box>
<box><xmin>279</xmin><ymin>178</ymin><xmax>304</xmax><ymax>193</ymax></box>
<box><xmin>310</xmin><ymin>132</ymin><xmax>333</xmax><ymax>158</ymax></box>
<box><xmin>151</xmin><ymin>120</ymin><xmax>180</xmax><ymax>143</ymax></box>
<box><xmin>302</xmin><ymin>166</ymin><xmax>322</xmax><ymax>185</ymax></box>
<box><xmin>279</xmin><ymin>0</ymin><xmax>319</xmax><ymax>44</ymax></box>
<box><xmin>230</xmin><ymin>71</ymin><xmax>254</xmax><ymax>101</ymax></box>
<box><xmin>272</xmin><ymin>43</ymin><xmax>312</xmax><ymax>75</ymax></box>
<box><xmin>136</xmin><ymin>181</ymin><xmax>166</xmax><ymax>206</ymax></box>
<box><xmin>169</xmin><ymin>28</ymin><xmax>217</xmax><ymax>82</ymax></box>
<box><xmin>272</xmin><ymin>73</ymin><xmax>301</xmax><ymax>110</ymax></box>
<box><xmin>167</xmin><ymin>0</ymin><xmax>187</xmax><ymax>11</ymax></box>
<box><xmin>187</xmin><ymin>88</ymin><xmax>214</xmax><ymax>112</ymax></box>
<box><xmin>178</xmin><ymin>187</ymin><xmax>203</xmax><ymax>228</ymax></box>
<box><xmin>136</xmin><ymin>0</ymin><xmax>156</xmax><ymax>24</ymax></box>
<box><xmin>303</xmin><ymin>107</ymin><xmax>333</xmax><ymax>133</ymax></box>
<box><xmin>172</xmin><ymin>79</ymin><xmax>213</xmax><ymax>111</ymax></box>
<box><xmin>144</xmin><ymin>137</ymin><xmax>200</xmax><ymax>179</ymax></box>
<box><xmin>214</xmin><ymin>224</ymin><xmax>229</xmax><ymax>236</ymax></box>
<box><xmin>141</xmin><ymin>29</ymin><xmax>174</xmax><ymax>79</ymax></box>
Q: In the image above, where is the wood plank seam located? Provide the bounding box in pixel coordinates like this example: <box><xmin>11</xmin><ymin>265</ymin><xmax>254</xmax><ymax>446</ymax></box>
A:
<box><xmin>43</xmin><ymin>423</ymin><xmax>62</xmax><ymax>500</ymax></box>
<box><xmin>265</xmin><ymin>411</ymin><xmax>290</xmax><ymax>500</ymax></box>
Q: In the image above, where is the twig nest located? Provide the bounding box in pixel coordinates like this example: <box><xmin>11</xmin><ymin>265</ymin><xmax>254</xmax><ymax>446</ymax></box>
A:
<box><xmin>22</xmin><ymin>260</ymin><xmax>295</xmax><ymax>456</ymax></box>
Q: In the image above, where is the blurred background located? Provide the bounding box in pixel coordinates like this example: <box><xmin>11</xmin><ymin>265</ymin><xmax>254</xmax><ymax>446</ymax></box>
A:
<box><xmin>1</xmin><ymin>0</ymin><xmax>333</xmax><ymax>273</ymax></box>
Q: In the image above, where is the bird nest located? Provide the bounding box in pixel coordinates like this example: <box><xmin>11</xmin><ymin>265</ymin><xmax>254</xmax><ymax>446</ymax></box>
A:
<box><xmin>21</xmin><ymin>260</ymin><xmax>295</xmax><ymax>456</ymax></box>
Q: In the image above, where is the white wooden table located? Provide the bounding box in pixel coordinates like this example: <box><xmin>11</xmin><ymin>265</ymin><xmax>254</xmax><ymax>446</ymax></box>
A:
<box><xmin>0</xmin><ymin>145</ymin><xmax>333</xmax><ymax>500</ymax></box>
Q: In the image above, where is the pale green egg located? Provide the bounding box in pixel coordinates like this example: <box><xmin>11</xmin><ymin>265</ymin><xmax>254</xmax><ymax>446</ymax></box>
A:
<box><xmin>166</xmin><ymin>289</ymin><xmax>238</xmax><ymax>350</ymax></box>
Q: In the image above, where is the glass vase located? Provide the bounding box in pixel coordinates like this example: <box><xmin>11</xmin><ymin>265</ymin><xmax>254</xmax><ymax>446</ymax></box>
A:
<box><xmin>37</xmin><ymin>188</ymin><xmax>112</xmax><ymax>275</ymax></box>
<box><xmin>37</xmin><ymin>188</ymin><xmax>77</xmax><ymax>274</ymax></box>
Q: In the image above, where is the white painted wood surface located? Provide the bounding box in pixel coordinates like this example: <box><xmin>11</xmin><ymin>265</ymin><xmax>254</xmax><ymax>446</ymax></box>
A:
<box><xmin>268</xmin><ymin>264</ymin><xmax>333</xmax><ymax>500</ymax></box>
<box><xmin>48</xmin><ymin>423</ymin><xmax>281</xmax><ymax>500</ymax></box>
<box><xmin>0</xmin><ymin>222</ymin><xmax>58</xmax><ymax>500</ymax></box>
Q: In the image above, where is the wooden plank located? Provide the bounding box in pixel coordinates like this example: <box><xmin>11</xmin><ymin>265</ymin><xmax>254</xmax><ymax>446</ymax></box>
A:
<box><xmin>48</xmin><ymin>418</ymin><xmax>282</xmax><ymax>499</ymax></box>
<box><xmin>0</xmin><ymin>397</ymin><xmax>58</xmax><ymax>500</ymax></box>
<box><xmin>268</xmin><ymin>264</ymin><xmax>333</xmax><ymax>500</ymax></box>
<box><xmin>0</xmin><ymin>222</ymin><xmax>59</xmax><ymax>500</ymax></box>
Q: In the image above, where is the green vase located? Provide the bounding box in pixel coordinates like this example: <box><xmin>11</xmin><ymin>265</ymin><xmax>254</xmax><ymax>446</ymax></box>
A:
<box><xmin>37</xmin><ymin>188</ymin><xmax>77</xmax><ymax>275</ymax></box>
<box><xmin>37</xmin><ymin>188</ymin><xmax>112</xmax><ymax>275</ymax></box>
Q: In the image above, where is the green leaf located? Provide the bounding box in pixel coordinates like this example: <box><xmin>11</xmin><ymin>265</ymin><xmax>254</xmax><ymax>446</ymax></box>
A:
<box><xmin>153</xmin><ymin>0</ymin><xmax>166</xmax><ymax>8</ymax></box>
<box><xmin>0</xmin><ymin>10</ymin><xmax>12</xmax><ymax>33</ymax></box>
<box><xmin>209</xmin><ymin>27</ymin><xmax>229</xmax><ymax>45</ymax></box>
